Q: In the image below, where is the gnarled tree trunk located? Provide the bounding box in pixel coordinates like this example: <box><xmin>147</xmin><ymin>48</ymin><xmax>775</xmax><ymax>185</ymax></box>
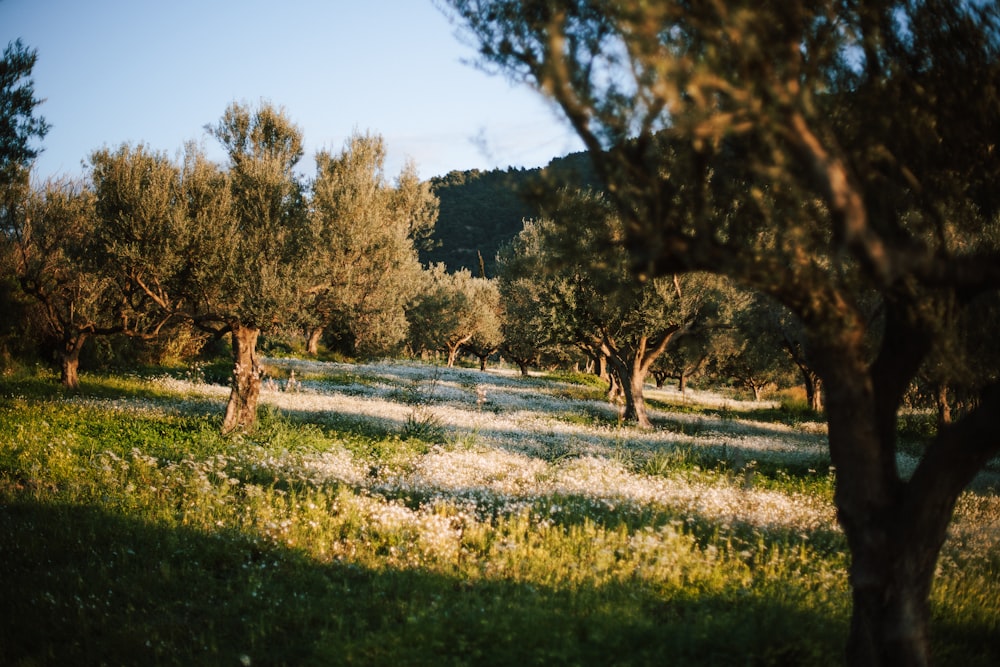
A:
<box><xmin>445</xmin><ymin>334</ymin><xmax>474</xmax><ymax>368</ymax></box>
<box><xmin>305</xmin><ymin>326</ymin><xmax>323</xmax><ymax>356</ymax></box>
<box><xmin>610</xmin><ymin>356</ymin><xmax>651</xmax><ymax>428</ymax></box>
<box><xmin>59</xmin><ymin>334</ymin><xmax>87</xmax><ymax>390</ymax></box>
<box><xmin>811</xmin><ymin>309</ymin><xmax>1000</xmax><ymax>667</ymax></box>
<box><xmin>606</xmin><ymin>349</ymin><xmax>652</xmax><ymax>429</ymax></box>
<box><xmin>605</xmin><ymin>328</ymin><xmax>681</xmax><ymax>429</ymax></box>
<box><xmin>221</xmin><ymin>323</ymin><xmax>262</xmax><ymax>434</ymax></box>
<box><xmin>825</xmin><ymin>378</ymin><xmax>942</xmax><ymax>667</ymax></box>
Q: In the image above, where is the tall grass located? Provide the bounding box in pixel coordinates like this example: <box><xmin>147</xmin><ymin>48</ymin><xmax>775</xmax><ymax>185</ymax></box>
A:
<box><xmin>1</xmin><ymin>363</ymin><xmax>997</xmax><ymax>665</ymax></box>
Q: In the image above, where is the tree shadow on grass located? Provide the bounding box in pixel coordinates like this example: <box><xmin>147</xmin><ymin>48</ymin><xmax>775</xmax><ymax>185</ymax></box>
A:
<box><xmin>0</xmin><ymin>501</ymin><xmax>854</xmax><ymax>667</ymax></box>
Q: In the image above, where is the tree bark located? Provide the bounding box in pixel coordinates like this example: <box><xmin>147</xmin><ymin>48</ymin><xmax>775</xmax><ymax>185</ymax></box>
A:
<box><xmin>608</xmin><ymin>353</ymin><xmax>652</xmax><ymax>428</ymax></box>
<box><xmin>305</xmin><ymin>327</ymin><xmax>323</xmax><ymax>356</ymax></box>
<box><xmin>804</xmin><ymin>369</ymin><xmax>823</xmax><ymax>412</ymax></box>
<box><xmin>830</xmin><ymin>392</ymin><xmax>941</xmax><ymax>667</ymax></box>
<box><xmin>607</xmin><ymin>368</ymin><xmax>622</xmax><ymax>401</ymax></box>
<box><xmin>59</xmin><ymin>334</ymin><xmax>87</xmax><ymax>390</ymax></box>
<box><xmin>595</xmin><ymin>355</ymin><xmax>613</xmax><ymax>390</ymax></box>
<box><xmin>809</xmin><ymin>316</ymin><xmax>995</xmax><ymax>667</ymax></box>
<box><xmin>935</xmin><ymin>382</ymin><xmax>951</xmax><ymax>427</ymax></box>
<box><xmin>446</xmin><ymin>334</ymin><xmax>474</xmax><ymax>368</ymax></box>
<box><xmin>221</xmin><ymin>324</ymin><xmax>262</xmax><ymax>434</ymax></box>
<box><xmin>626</xmin><ymin>366</ymin><xmax>651</xmax><ymax>427</ymax></box>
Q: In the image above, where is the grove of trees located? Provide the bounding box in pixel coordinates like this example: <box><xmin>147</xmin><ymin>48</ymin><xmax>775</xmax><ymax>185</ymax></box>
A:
<box><xmin>497</xmin><ymin>190</ymin><xmax>732</xmax><ymax>427</ymax></box>
<box><xmin>6</xmin><ymin>14</ymin><xmax>1000</xmax><ymax>663</ymax></box>
<box><xmin>1</xmin><ymin>82</ymin><xmax>445</xmax><ymax>433</ymax></box>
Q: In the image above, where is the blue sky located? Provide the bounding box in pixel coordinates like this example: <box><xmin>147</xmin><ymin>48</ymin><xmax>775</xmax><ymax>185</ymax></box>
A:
<box><xmin>1</xmin><ymin>0</ymin><xmax>583</xmax><ymax>181</ymax></box>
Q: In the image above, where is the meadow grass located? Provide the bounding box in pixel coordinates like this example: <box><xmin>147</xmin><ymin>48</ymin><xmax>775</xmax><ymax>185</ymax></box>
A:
<box><xmin>1</xmin><ymin>362</ymin><xmax>997</xmax><ymax>666</ymax></box>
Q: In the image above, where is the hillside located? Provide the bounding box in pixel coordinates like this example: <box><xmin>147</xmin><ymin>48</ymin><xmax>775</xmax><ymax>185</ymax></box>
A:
<box><xmin>421</xmin><ymin>151</ymin><xmax>599</xmax><ymax>276</ymax></box>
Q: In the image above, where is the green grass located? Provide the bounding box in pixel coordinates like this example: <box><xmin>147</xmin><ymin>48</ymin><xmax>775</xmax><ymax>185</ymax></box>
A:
<box><xmin>645</xmin><ymin>395</ymin><xmax>824</xmax><ymax>429</ymax></box>
<box><xmin>1</xmin><ymin>369</ymin><xmax>997</xmax><ymax>666</ymax></box>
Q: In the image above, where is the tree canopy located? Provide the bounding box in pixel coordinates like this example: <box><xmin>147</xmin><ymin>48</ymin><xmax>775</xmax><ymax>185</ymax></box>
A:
<box><xmin>0</xmin><ymin>39</ymin><xmax>49</xmax><ymax>195</ymax></box>
<box><xmin>306</xmin><ymin>131</ymin><xmax>437</xmax><ymax>358</ymax></box>
<box><xmin>442</xmin><ymin>0</ymin><xmax>1000</xmax><ymax>664</ymax></box>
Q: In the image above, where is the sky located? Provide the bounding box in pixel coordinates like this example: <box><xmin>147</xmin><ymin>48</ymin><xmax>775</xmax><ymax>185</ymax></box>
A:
<box><xmin>1</xmin><ymin>0</ymin><xmax>584</xmax><ymax>182</ymax></box>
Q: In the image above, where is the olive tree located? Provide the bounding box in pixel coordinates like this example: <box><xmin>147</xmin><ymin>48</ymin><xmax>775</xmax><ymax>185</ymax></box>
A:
<box><xmin>91</xmin><ymin>101</ymin><xmax>311</xmax><ymax>433</ymax></box>
<box><xmin>650</xmin><ymin>276</ymin><xmax>750</xmax><ymax>394</ymax></box>
<box><xmin>502</xmin><ymin>193</ymin><xmax>708</xmax><ymax>428</ymax></box>
<box><xmin>443</xmin><ymin>1</ymin><xmax>1000</xmax><ymax>663</ymax></box>
<box><xmin>306</xmin><ymin>132</ymin><xmax>436</xmax><ymax>358</ymax></box>
<box><xmin>496</xmin><ymin>240</ymin><xmax>567</xmax><ymax>376</ymax></box>
<box><xmin>461</xmin><ymin>276</ymin><xmax>503</xmax><ymax>370</ymax></box>
<box><xmin>12</xmin><ymin>180</ymin><xmax>134</xmax><ymax>387</ymax></box>
<box><xmin>715</xmin><ymin>293</ymin><xmax>801</xmax><ymax>402</ymax></box>
<box><xmin>194</xmin><ymin>101</ymin><xmax>310</xmax><ymax>431</ymax></box>
<box><xmin>407</xmin><ymin>264</ymin><xmax>497</xmax><ymax>367</ymax></box>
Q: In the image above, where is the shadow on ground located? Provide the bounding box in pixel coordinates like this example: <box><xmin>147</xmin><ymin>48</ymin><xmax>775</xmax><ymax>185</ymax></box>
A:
<box><xmin>0</xmin><ymin>501</ymin><xmax>850</xmax><ymax>667</ymax></box>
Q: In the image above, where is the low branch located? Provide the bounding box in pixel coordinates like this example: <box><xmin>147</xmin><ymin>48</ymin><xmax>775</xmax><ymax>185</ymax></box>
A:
<box><xmin>907</xmin><ymin>383</ymin><xmax>1000</xmax><ymax>513</ymax></box>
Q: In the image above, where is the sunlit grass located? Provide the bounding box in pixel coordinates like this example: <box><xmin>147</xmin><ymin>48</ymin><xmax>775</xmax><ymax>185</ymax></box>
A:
<box><xmin>1</xmin><ymin>362</ymin><xmax>997</xmax><ymax>665</ymax></box>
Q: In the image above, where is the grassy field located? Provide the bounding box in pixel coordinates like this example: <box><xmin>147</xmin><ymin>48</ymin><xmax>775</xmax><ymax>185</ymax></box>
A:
<box><xmin>1</xmin><ymin>359</ymin><xmax>998</xmax><ymax>666</ymax></box>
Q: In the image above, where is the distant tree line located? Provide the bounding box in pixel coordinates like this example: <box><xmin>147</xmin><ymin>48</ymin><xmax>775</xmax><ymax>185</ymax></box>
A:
<box><xmin>422</xmin><ymin>150</ymin><xmax>598</xmax><ymax>276</ymax></box>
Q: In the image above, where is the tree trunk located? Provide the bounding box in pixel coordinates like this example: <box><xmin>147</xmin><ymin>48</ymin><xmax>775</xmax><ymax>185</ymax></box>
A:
<box><xmin>935</xmin><ymin>382</ymin><xmax>951</xmax><ymax>427</ymax></box>
<box><xmin>627</xmin><ymin>368</ymin><xmax>651</xmax><ymax>428</ymax></box>
<box><xmin>829</xmin><ymin>397</ymin><xmax>941</xmax><ymax>667</ymax></box>
<box><xmin>306</xmin><ymin>327</ymin><xmax>323</xmax><ymax>356</ymax></box>
<box><xmin>607</xmin><ymin>370</ymin><xmax>622</xmax><ymax>401</ymax></box>
<box><xmin>811</xmin><ymin>323</ymin><xmax>983</xmax><ymax>667</ymax></box>
<box><xmin>609</xmin><ymin>355</ymin><xmax>652</xmax><ymax>428</ymax></box>
<box><xmin>846</xmin><ymin>548</ymin><xmax>936</xmax><ymax>667</ymax></box>
<box><xmin>59</xmin><ymin>334</ymin><xmax>87</xmax><ymax>390</ymax></box>
<box><xmin>803</xmin><ymin>369</ymin><xmax>823</xmax><ymax>412</ymax></box>
<box><xmin>221</xmin><ymin>324</ymin><xmax>262</xmax><ymax>434</ymax></box>
<box><xmin>517</xmin><ymin>360</ymin><xmax>529</xmax><ymax>376</ymax></box>
<box><xmin>446</xmin><ymin>334</ymin><xmax>474</xmax><ymax>368</ymax></box>
<box><xmin>478</xmin><ymin>354</ymin><xmax>488</xmax><ymax>371</ymax></box>
<box><xmin>678</xmin><ymin>372</ymin><xmax>688</xmax><ymax>394</ymax></box>
<box><xmin>595</xmin><ymin>354</ymin><xmax>609</xmax><ymax>383</ymax></box>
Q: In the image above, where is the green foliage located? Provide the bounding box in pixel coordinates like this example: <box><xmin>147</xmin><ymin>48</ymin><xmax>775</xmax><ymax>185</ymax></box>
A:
<box><xmin>306</xmin><ymin>131</ymin><xmax>435</xmax><ymax>358</ymax></box>
<box><xmin>424</xmin><ymin>167</ymin><xmax>538</xmax><ymax>275</ymax></box>
<box><xmin>400</xmin><ymin>408</ymin><xmax>448</xmax><ymax>444</ymax></box>
<box><xmin>896</xmin><ymin>412</ymin><xmax>938</xmax><ymax>457</ymax></box>
<box><xmin>0</xmin><ymin>39</ymin><xmax>50</xmax><ymax>188</ymax></box>
<box><xmin>424</xmin><ymin>152</ymin><xmax>600</xmax><ymax>276</ymax></box>
<box><xmin>776</xmin><ymin>395</ymin><xmax>822</xmax><ymax>423</ymax></box>
<box><xmin>406</xmin><ymin>265</ymin><xmax>501</xmax><ymax>366</ymax></box>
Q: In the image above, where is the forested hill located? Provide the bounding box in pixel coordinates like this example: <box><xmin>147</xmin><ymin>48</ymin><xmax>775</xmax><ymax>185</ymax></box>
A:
<box><xmin>421</xmin><ymin>150</ymin><xmax>598</xmax><ymax>276</ymax></box>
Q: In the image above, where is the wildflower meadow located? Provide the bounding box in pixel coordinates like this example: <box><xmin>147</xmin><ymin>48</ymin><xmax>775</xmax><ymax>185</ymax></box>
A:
<box><xmin>1</xmin><ymin>359</ymin><xmax>997</xmax><ymax>665</ymax></box>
